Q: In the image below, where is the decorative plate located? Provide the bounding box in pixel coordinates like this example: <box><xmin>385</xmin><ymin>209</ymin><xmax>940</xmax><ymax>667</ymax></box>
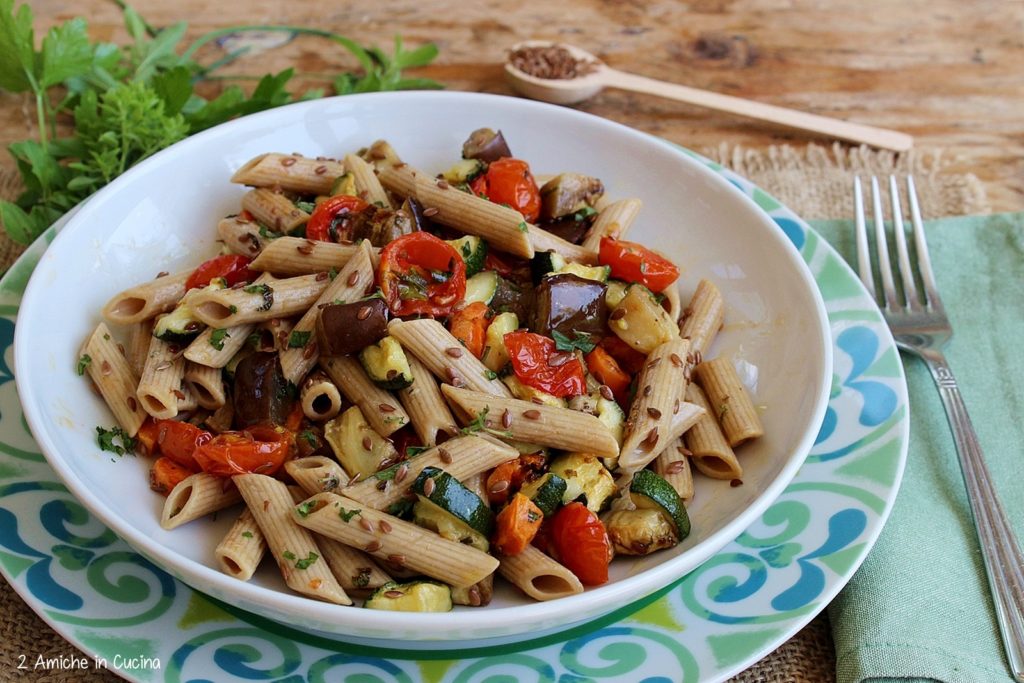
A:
<box><xmin>0</xmin><ymin>153</ymin><xmax>908</xmax><ymax>682</ymax></box>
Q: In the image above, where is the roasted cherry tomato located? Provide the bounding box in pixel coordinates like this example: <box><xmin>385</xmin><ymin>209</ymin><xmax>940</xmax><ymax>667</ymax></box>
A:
<box><xmin>305</xmin><ymin>195</ymin><xmax>370</xmax><ymax>243</ymax></box>
<box><xmin>185</xmin><ymin>254</ymin><xmax>255</xmax><ymax>291</ymax></box>
<box><xmin>154</xmin><ymin>420</ymin><xmax>212</xmax><ymax>470</ymax></box>
<box><xmin>585</xmin><ymin>346</ymin><xmax>631</xmax><ymax>405</ymax></box>
<box><xmin>192</xmin><ymin>426</ymin><xmax>291</xmax><ymax>477</ymax></box>
<box><xmin>470</xmin><ymin>158</ymin><xmax>541</xmax><ymax>222</ymax></box>
<box><xmin>503</xmin><ymin>331</ymin><xmax>586</xmax><ymax>398</ymax></box>
<box><xmin>379</xmin><ymin>232</ymin><xmax>466</xmax><ymax>317</ymax></box>
<box><xmin>547</xmin><ymin>502</ymin><xmax>613</xmax><ymax>586</ymax></box>
<box><xmin>598</xmin><ymin>237</ymin><xmax>680</xmax><ymax>292</ymax></box>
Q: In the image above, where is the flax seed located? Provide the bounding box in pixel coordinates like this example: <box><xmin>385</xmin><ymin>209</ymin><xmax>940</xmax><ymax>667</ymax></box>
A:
<box><xmin>357</xmin><ymin>305</ymin><xmax>372</xmax><ymax>320</ymax></box>
<box><xmin>423</xmin><ymin>207</ymin><xmax>439</xmax><ymax>217</ymax></box>
<box><xmin>643</xmin><ymin>385</ymin><xmax>652</xmax><ymax>397</ymax></box>
<box><xmin>100</xmin><ymin>360</ymin><xmax>112</xmax><ymax>376</ymax></box>
<box><xmin>365</xmin><ymin>540</ymin><xmax>382</xmax><ymax>553</ymax></box>
<box><xmin>445</xmin><ymin>347</ymin><xmax>463</xmax><ymax>358</ymax></box>
<box><xmin>502</xmin><ymin>408</ymin><xmax>512</xmax><ymax>428</ymax></box>
<box><xmin>730</xmin><ymin>478</ymin><xmax>743</xmax><ymax>488</ymax></box>
<box><xmin>640</xmin><ymin>427</ymin><xmax>659</xmax><ymax>451</ymax></box>
<box><xmin>395</xmin><ymin>463</ymin><xmax>409</xmax><ymax>484</ymax></box>
<box><xmin>665</xmin><ymin>460</ymin><xmax>687</xmax><ymax>474</ymax></box>
<box><xmin>531</xmin><ymin>396</ymin><xmax>544</xmax><ymax>404</ymax></box>
<box><xmin>523</xmin><ymin>409</ymin><xmax>541</xmax><ymax>420</ymax></box>
<box><xmin>362</xmin><ymin>436</ymin><xmax>372</xmax><ymax>451</ymax></box>
<box><xmin>673</xmin><ymin>398</ymin><xmax>680</xmax><ymax>414</ymax></box>
<box><xmin>378</xmin><ymin>520</ymin><xmax>393</xmax><ymax>534</ymax></box>
<box><xmin>385</xmin><ymin>590</ymin><xmax>404</xmax><ymax>598</ymax></box>
<box><xmin>423</xmin><ymin>477</ymin><xmax>436</xmax><ymax>497</ymax></box>
<box><xmin>548</xmin><ymin>352</ymin><xmax>572</xmax><ymax>367</ymax></box>
<box><xmin>314</xmin><ymin>165</ymin><xmax>327</xmax><ymax>175</ymax></box>
<box><xmin>609</xmin><ymin>308</ymin><xmax>626</xmax><ymax>321</ymax></box>
<box><xmin>670</xmin><ymin>353</ymin><xmax>683</xmax><ymax>368</ymax></box>
<box><xmin>677</xmin><ymin>446</ymin><xmax>693</xmax><ymax>456</ymax></box>
<box><xmin>117</xmin><ymin>343</ymin><xmax>126</xmax><ymax>356</ymax></box>
<box><xmin>489</xmin><ymin>480</ymin><xmax>509</xmax><ymax>494</ymax></box>
<box><xmin>647</xmin><ymin>407</ymin><xmax>662</xmax><ymax>420</ymax></box>
<box><xmin>315</xmin><ymin>271</ymin><xmax>328</xmax><ymax>281</ymax></box>
<box><xmin>154</xmin><ymin>361</ymin><xmax>171</xmax><ymax>371</ymax></box>
<box><xmin>439</xmin><ymin>447</ymin><xmax>453</xmax><ymax>464</ymax></box>
<box><xmin>379</xmin><ymin>402</ymin><xmax>395</xmax><ymax>413</ymax></box>
<box><xmin>280</xmin><ymin>157</ymin><xmax>296</xmax><ymax>167</ymax></box>
<box><xmin>359</xmin><ymin>517</ymin><xmax>374</xmax><ymax>532</ymax></box>
<box><xmin>347</xmin><ymin>271</ymin><xmax>360</xmax><ymax>286</ymax></box>
<box><xmin>599</xmin><ymin>385</ymin><xmax>614</xmax><ymax>401</ymax></box>
<box><xmin>468</xmin><ymin>586</ymin><xmax>482</xmax><ymax>606</ymax></box>
<box><xmin>298</xmin><ymin>241</ymin><xmax>315</xmax><ymax>255</ymax></box>
<box><xmin>647</xmin><ymin>357</ymin><xmax>661</xmax><ymax>370</ymax></box>
<box><xmin>302</xmin><ymin>341</ymin><xmax>317</xmax><ymax>359</ymax></box>
<box><xmin>436</xmin><ymin>179</ymin><xmax>449</xmax><ymax>189</ymax></box>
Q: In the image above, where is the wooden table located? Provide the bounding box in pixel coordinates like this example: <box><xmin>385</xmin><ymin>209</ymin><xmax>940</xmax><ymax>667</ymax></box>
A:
<box><xmin>2</xmin><ymin>1</ymin><xmax>1022</xmax><ymax>681</ymax></box>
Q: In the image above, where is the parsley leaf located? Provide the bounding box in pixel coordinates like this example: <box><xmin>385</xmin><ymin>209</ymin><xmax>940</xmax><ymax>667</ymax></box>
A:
<box><xmin>299</xmin><ymin>430</ymin><xmax>318</xmax><ymax>448</ymax></box>
<box><xmin>288</xmin><ymin>330</ymin><xmax>311</xmax><ymax>348</ymax></box>
<box><xmin>294</xmin><ymin>551</ymin><xmax>319</xmax><ymax>570</ymax></box>
<box><xmin>338</xmin><ymin>506</ymin><xmax>361</xmax><ymax>522</ymax></box>
<box><xmin>241</xmin><ymin>531</ymin><xmax>254</xmax><ymax>538</ymax></box>
<box><xmin>282</xmin><ymin>550</ymin><xmax>297</xmax><ymax>560</ymax></box>
<box><xmin>76</xmin><ymin>353</ymin><xmax>92</xmax><ymax>376</ymax></box>
<box><xmin>295</xmin><ymin>500</ymin><xmax>317</xmax><ymax>517</ymax></box>
<box><xmin>95</xmin><ymin>425</ymin><xmax>135</xmax><ymax>455</ymax></box>
<box><xmin>209</xmin><ymin>328</ymin><xmax>230</xmax><ymax>350</ymax></box>
<box><xmin>552</xmin><ymin>330</ymin><xmax>597</xmax><ymax>354</ymax></box>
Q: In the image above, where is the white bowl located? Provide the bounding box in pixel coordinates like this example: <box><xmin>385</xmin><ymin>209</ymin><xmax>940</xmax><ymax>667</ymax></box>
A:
<box><xmin>14</xmin><ymin>91</ymin><xmax>831</xmax><ymax>641</ymax></box>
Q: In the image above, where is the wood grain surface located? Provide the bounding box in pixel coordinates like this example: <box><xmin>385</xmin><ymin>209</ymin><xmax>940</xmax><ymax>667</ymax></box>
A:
<box><xmin>6</xmin><ymin>0</ymin><xmax>1024</xmax><ymax>211</ymax></box>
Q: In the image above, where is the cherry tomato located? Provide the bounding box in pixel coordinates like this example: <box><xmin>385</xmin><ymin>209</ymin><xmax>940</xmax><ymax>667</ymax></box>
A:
<box><xmin>470</xmin><ymin>158</ymin><xmax>541</xmax><ymax>222</ymax></box>
<box><xmin>192</xmin><ymin>426</ymin><xmax>291</xmax><ymax>477</ymax></box>
<box><xmin>155</xmin><ymin>420</ymin><xmax>212</xmax><ymax>470</ymax></box>
<box><xmin>598</xmin><ymin>237</ymin><xmax>680</xmax><ymax>292</ymax></box>
<box><xmin>379</xmin><ymin>232</ymin><xmax>466</xmax><ymax>317</ymax></box>
<box><xmin>548</xmin><ymin>502</ymin><xmax>612</xmax><ymax>586</ymax></box>
<box><xmin>305</xmin><ymin>195</ymin><xmax>370</xmax><ymax>243</ymax></box>
<box><xmin>185</xmin><ymin>254</ymin><xmax>255</xmax><ymax>291</ymax></box>
<box><xmin>503</xmin><ymin>331</ymin><xmax>586</xmax><ymax>398</ymax></box>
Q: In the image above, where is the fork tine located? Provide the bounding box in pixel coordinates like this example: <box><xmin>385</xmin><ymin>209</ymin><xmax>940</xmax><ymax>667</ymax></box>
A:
<box><xmin>870</xmin><ymin>176</ymin><xmax>900</xmax><ymax>311</ymax></box>
<box><xmin>906</xmin><ymin>176</ymin><xmax>943</xmax><ymax>311</ymax></box>
<box><xmin>853</xmin><ymin>177</ymin><xmax>876</xmax><ymax>299</ymax></box>
<box><xmin>888</xmin><ymin>175</ymin><xmax>922</xmax><ymax>310</ymax></box>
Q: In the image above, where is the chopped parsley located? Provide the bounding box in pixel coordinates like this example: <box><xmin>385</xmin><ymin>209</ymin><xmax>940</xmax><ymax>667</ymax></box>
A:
<box><xmin>517</xmin><ymin>220</ymin><xmax>528</xmax><ymax>233</ymax></box>
<box><xmin>299</xmin><ymin>430</ymin><xmax>318</xmax><ymax>448</ymax></box>
<box><xmin>483</xmin><ymin>369</ymin><xmax>498</xmax><ymax>380</ymax></box>
<box><xmin>338</xmin><ymin>506</ymin><xmax>361</xmax><ymax>522</ymax></box>
<box><xmin>328</xmin><ymin>266</ymin><xmax>339</xmax><ymax>281</ymax></box>
<box><xmin>295</xmin><ymin>551</ymin><xmax>319</xmax><ymax>570</ymax></box>
<box><xmin>228</xmin><ymin>305</ymin><xmax>238</xmax><ymax>314</ymax></box>
<box><xmin>288</xmin><ymin>330</ymin><xmax>312</xmax><ymax>348</ymax></box>
<box><xmin>241</xmin><ymin>531</ymin><xmax>254</xmax><ymax>539</ymax></box>
<box><xmin>296</xmin><ymin>500</ymin><xmax>317</xmax><ymax>518</ymax></box>
<box><xmin>243</xmin><ymin>283</ymin><xmax>275</xmax><ymax>311</ymax></box>
<box><xmin>209</xmin><ymin>328</ymin><xmax>230</xmax><ymax>351</ymax></box>
<box><xmin>96</xmin><ymin>426</ymin><xmax>135</xmax><ymax>456</ymax></box>
<box><xmin>353</xmin><ymin>567</ymin><xmax>372</xmax><ymax>588</ymax></box>
<box><xmin>257</xmin><ymin>224</ymin><xmax>282</xmax><ymax>240</ymax></box>
<box><xmin>405</xmin><ymin>445</ymin><xmax>430</xmax><ymax>457</ymax></box>
<box><xmin>76</xmin><ymin>354</ymin><xmax>92</xmax><ymax>376</ymax></box>
<box><xmin>459</xmin><ymin>406</ymin><xmax>513</xmax><ymax>439</ymax></box>
<box><xmin>294</xmin><ymin>199</ymin><xmax>316</xmax><ymax>214</ymax></box>
<box><xmin>282</xmin><ymin>550</ymin><xmax>297</xmax><ymax>560</ymax></box>
<box><xmin>572</xmin><ymin>206</ymin><xmax>598</xmax><ymax>221</ymax></box>
<box><xmin>552</xmin><ymin>330</ymin><xmax>597</xmax><ymax>354</ymax></box>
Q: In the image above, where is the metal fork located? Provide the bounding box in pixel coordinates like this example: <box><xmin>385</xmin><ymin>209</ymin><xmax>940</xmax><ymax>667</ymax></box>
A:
<box><xmin>855</xmin><ymin>175</ymin><xmax>1024</xmax><ymax>681</ymax></box>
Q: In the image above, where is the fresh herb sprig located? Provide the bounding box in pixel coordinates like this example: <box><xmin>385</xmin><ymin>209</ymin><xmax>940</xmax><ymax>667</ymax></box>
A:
<box><xmin>0</xmin><ymin>1</ymin><xmax>442</xmax><ymax>246</ymax></box>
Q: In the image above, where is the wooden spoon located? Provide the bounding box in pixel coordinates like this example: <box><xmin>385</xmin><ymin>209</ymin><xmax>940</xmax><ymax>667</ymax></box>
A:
<box><xmin>505</xmin><ymin>41</ymin><xmax>913</xmax><ymax>152</ymax></box>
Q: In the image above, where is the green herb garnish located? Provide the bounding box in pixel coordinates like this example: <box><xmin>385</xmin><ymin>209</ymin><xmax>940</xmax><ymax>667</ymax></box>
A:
<box><xmin>294</xmin><ymin>551</ymin><xmax>319</xmax><ymax>569</ymax></box>
<box><xmin>288</xmin><ymin>330</ymin><xmax>311</xmax><ymax>348</ymax></box>
<box><xmin>95</xmin><ymin>425</ymin><xmax>135</xmax><ymax>455</ymax></box>
<box><xmin>76</xmin><ymin>353</ymin><xmax>92</xmax><ymax>376</ymax></box>
<box><xmin>552</xmin><ymin>330</ymin><xmax>597</xmax><ymax>354</ymax></box>
<box><xmin>299</xmin><ymin>430</ymin><xmax>318</xmax><ymax>447</ymax></box>
<box><xmin>338</xmin><ymin>506</ymin><xmax>361</xmax><ymax>522</ymax></box>
<box><xmin>209</xmin><ymin>328</ymin><xmax>230</xmax><ymax>350</ymax></box>
<box><xmin>241</xmin><ymin>531</ymin><xmax>254</xmax><ymax>538</ymax></box>
<box><xmin>296</xmin><ymin>500</ymin><xmax>317</xmax><ymax>517</ymax></box>
<box><xmin>243</xmin><ymin>283</ymin><xmax>274</xmax><ymax>311</ymax></box>
<box><xmin>282</xmin><ymin>550</ymin><xmax>297</xmax><ymax>560</ymax></box>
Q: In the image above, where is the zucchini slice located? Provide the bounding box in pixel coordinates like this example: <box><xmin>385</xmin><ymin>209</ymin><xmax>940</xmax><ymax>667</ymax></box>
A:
<box><xmin>464</xmin><ymin>270</ymin><xmax>499</xmax><ymax>305</ymax></box>
<box><xmin>530</xmin><ymin>250</ymin><xmax>567</xmax><ymax>284</ymax></box>
<box><xmin>154</xmin><ymin>278</ymin><xmax>226</xmax><ymax>344</ymax></box>
<box><xmin>481</xmin><ymin>311</ymin><xmax>518</xmax><ymax>373</ymax></box>
<box><xmin>549</xmin><ymin>453</ymin><xmax>617</xmax><ymax>513</ymax></box>
<box><xmin>446</xmin><ymin>235</ymin><xmax>488</xmax><ymax>276</ymax></box>
<box><xmin>441</xmin><ymin>158</ymin><xmax>486</xmax><ymax>185</ymax></box>
<box><xmin>359</xmin><ymin>336</ymin><xmax>414</xmax><ymax>391</ymax></box>
<box><xmin>323</xmin><ymin>406</ymin><xmax>399</xmax><ymax>478</ymax></box>
<box><xmin>604</xmin><ymin>279</ymin><xmax>629</xmax><ymax>309</ymax></box>
<box><xmin>330</xmin><ymin>172</ymin><xmax>357</xmax><ymax>197</ymax></box>
<box><xmin>518</xmin><ymin>472</ymin><xmax>567</xmax><ymax>517</ymax></box>
<box><xmin>604</xmin><ymin>508</ymin><xmax>679</xmax><ymax>556</ymax></box>
<box><xmin>411</xmin><ymin>467</ymin><xmax>493</xmax><ymax>550</ymax></box>
<box><xmin>558</xmin><ymin>262</ymin><xmax>611</xmax><ymax>283</ymax></box>
<box><xmin>630</xmin><ymin>468</ymin><xmax>691</xmax><ymax>539</ymax></box>
<box><xmin>365</xmin><ymin>580</ymin><xmax>453</xmax><ymax>612</ymax></box>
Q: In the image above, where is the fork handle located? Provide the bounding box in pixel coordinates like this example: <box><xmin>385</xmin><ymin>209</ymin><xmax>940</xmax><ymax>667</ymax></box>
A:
<box><xmin>921</xmin><ymin>349</ymin><xmax>1024</xmax><ymax>681</ymax></box>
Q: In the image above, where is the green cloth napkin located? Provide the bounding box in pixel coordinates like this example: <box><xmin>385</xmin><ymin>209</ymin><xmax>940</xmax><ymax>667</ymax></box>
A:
<box><xmin>808</xmin><ymin>213</ymin><xmax>1024</xmax><ymax>683</ymax></box>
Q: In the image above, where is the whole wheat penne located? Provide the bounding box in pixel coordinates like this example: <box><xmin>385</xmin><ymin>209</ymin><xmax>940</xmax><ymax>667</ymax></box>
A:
<box><xmin>214</xmin><ymin>508</ymin><xmax>267</xmax><ymax>581</ymax></box>
<box><xmin>235</xmin><ymin>474</ymin><xmax>351</xmax><ymax>605</ymax></box>
<box><xmin>161</xmin><ymin>473</ymin><xmax>243</xmax><ymax>530</ymax></box>
<box><xmin>190</xmin><ymin>273</ymin><xmax>329</xmax><ymax>327</ymax></box>
<box><xmin>136</xmin><ymin>332</ymin><xmax>186</xmax><ymax>420</ymax></box>
<box><xmin>294</xmin><ymin>492</ymin><xmax>499</xmax><ymax>588</ymax></box>
<box><xmin>318</xmin><ymin>536</ymin><xmax>392</xmax><ymax>596</ymax></box>
<box><xmin>279</xmin><ymin>240</ymin><xmax>376</xmax><ymax>384</ymax></box>
<box><xmin>184</xmin><ymin>361</ymin><xmax>226</xmax><ymax>410</ymax></box>
<box><xmin>693</xmin><ymin>357</ymin><xmax>764</xmax><ymax>447</ymax></box>
<box><xmin>679</xmin><ymin>279</ymin><xmax>725</xmax><ymax>355</ymax></box>
<box><xmin>126</xmin><ymin>319</ymin><xmax>154</xmax><ymax>378</ymax></box>
<box><xmin>617</xmin><ymin>338</ymin><xmax>691</xmax><ymax>473</ymax></box>
<box><xmin>231</xmin><ymin>153</ymin><xmax>346</xmax><ymax>195</ymax></box>
<box><xmin>285</xmin><ymin>456</ymin><xmax>350</xmax><ymax>496</ymax></box>
<box><xmin>249</xmin><ymin>236</ymin><xmax>372</xmax><ymax>276</ymax></box>
<box><xmin>398</xmin><ymin>353</ymin><xmax>459</xmax><ymax>446</ymax></box>
<box><xmin>101</xmin><ymin>271</ymin><xmax>190</xmax><ymax>325</ymax></box>
<box><xmin>580</xmin><ymin>198</ymin><xmax>642</xmax><ymax>253</ymax></box>
<box><xmin>388</xmin><ymin>318</ymin><xmax>512</xmax><ymax>397</ymax></box>
<box><xmin>618</xmin><ymin>399</ymin><xmax>705</xmax><ymax>478</ymax></box>
<box><xmin>217</xmin><ymin>216</ymin><xmax>265</xmax><ymax>257</ymax></box>
<box><xmin>299</xmin><ymin>370</ymin><xmax>344</xmax><ymax>421</ymax></box>
<box><xmin>361</xmin><ymin>139</ymin><xmax>403</xmax><ymax>170</ymax></box>
<box><xmin>379</xmin><ymin>164</ymin><xmax>535</xmax><ymax>258</ymax></box>
<box><xmin>82</xmin><ymin>323</ymin><xmax>147</xmax><ymax>436</ymax></box>
<box><xmin>319</xmin><ymin>355</ymin><xmax>410</xmax><ymax>436</ymax></box>
<box><xmin>185</xmin><ymin>322</ymin><xmax>254</xmax><ymax>367</ymax></box>
<box><xmin>683</xmin><ymin>383</ymin><xmax>741</xmax><ymax>479</ymax></box>
<box><xmin>653</xmin><ymin>438</ymin><xmax>695</xmax><ymax>502</ymax></box>
<box><xmin>341</xmin><ymin>435</ymin><xmax>517</xmax><ymax>511</ymax></box>
<box><xmin>344</xmin><ymin>153</ymin><xmax>391</xmax><ymax>208</ymax></box>
<box><xmin>498</xmin><ymin>544</ymin><xmax>584</xmax><ymax>601</ymax></box>
<box><xmin>441</xmin><ymin>385</ymin><xmax>620</xmax><ymax>459</ymax></box>
<box><xmin>241</xmin><ymin>188</ymin><xmax>309</xmax><ymax>234</ymax></box>
<box><xmin>662</xmin><ymin>284</ymin><xmax>682</xmax><ymax>325</ymax></box>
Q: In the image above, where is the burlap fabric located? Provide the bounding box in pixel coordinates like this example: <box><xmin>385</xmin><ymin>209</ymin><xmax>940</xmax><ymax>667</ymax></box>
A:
<box><xmin>0</xmin><ymin>145</ymin><xmax>989</xmax><ymax>682</ymax></box>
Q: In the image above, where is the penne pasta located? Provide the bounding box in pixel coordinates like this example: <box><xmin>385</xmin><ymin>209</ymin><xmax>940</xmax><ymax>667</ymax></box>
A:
<box><xmin>387</xmin><ymin>318</ymin><xmax>512</xmax><ymax>398</ymax></box>
<box><xmin>231</xmin><ymin>153</ymin><xmax>346</xmax><ymax>195</ymax></box>
<box><xmin>214</xmin><ymin>508</ymin><xmax>267</xmax><ymax>581</ymax></box>
<box><xmin>299</xmin><ymin>370</ymin><xmax>344</xmax><ymax>422</ymax></box>
<box><xmin>81</xmin><ymin>323</ymin><xmax>147</xmax><ymax>436</ymax></box>
<box><xmin>683</xmin><ymin>383</ymin><xmax>742</xmax><ymax>479</ymax></box>
<box><xmin>241</xmin><ymin>188</ymin><xmax>309</xmax><ymax>234</ymax></box>
<box><xmin>190</xmin><ymin>273</ymin><xmax>330</xmax><ymax>327</ymax></box>
<box><xmin>185</xmin><ymin>322</ymin><xmax>254</xmax><ymax>367</ymax></box>
<box><xmin>101</xmin><ymin>270</ymin><xmax>190</xmax><ymax>326</ymax></box>
<box><xmin>217</xmin><ymin>216</ymin><xmax>266</xmax><ymax>257</ymax></box>
<box><xmin>662</xmin><ymin>283</ymin><xmax>682</xmax><ymax>325</ymax></box>
<box><xmin>184</xmin><ymin>361</ymin><xmax>226</xmax><ymax>410</ymax></box>
<box><xmin>693</xmin><ymin>357</ymin><xmax>764</xmax><ymax>448</ymax></box>
<box><xmin>498</xmin><ymin>545</ymin><xmax>584</xmax><ymax>602</ymax></box>
<box><xmin>285</xmin><ymin>456</ymin><xmax>350</xmax><ymax>495</ymax></box>
<box><xmin>234</xmin><ymin>473</ymin><xmax>351</xmax><ymax>605</ymax></box>
<box><xmin>397</xmin><ymin>352</ymin><xmax>459</xmax><ymax>447</ymax></box>
<box><xmin>341</xmin><ymin>435</ymin><xmax>517</xmax><ymax>511</ymax></box>
<box><xmin>653</xmin><ymin>438</ymin><xmax>695</xmax><ymax>502</ymax></box>
<box><xmin>125</xmin><ymin>319</ymin><xmax>154</xmax><ymax>378</ymax></box>
<box><xmin>679</xmin><ymin>279</ymin><xmax>725</xmax><ymax>355</ymax></box>
<box><xmin>580</xmin><ymin>198</ymin><xmax>642</xmax><ymax>252</ymax></box>
<box><xmin>136</xmin><ymin>331</ymin><xmax>187</xmax><ymax>420</ymax></box>
<box><xmin>344</xmin><ymin>153</ymin><xmax>392</xmax><ymax>208</ymax></box>
<box><xmin>319</xmin><ymin>355</ymin><xmax>410</xmax><ymax>437</ymax></box>
<box><xmin>294</xmin><ymin>492</ymin><xmax>500</xmax><ymax>588</ymax></box>
<box><xmin>161</xmin><ymin>473</ymin><xmax>242</xmax><ymax>530</ymax></box>
<box><xmin>441</xmin><ymin>385</ymin><xmax>620</xmax><ymax>459</ymax></box>
<box><xmin>249</xmin><ymin>236</ymin><xmax>372</xmax><ymax>276</ymax></box>
<box><xmin>318</xmin><ymin>536</ymin><xmax>393</xmax><ymax>596</ymax></box>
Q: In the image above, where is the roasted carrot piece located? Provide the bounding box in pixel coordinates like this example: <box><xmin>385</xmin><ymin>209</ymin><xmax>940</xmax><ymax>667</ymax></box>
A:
<box><xmin>135</xmin><ymin>417</ymin><xmax>160</xmax><ymax>457</ymax></box>
<box><xmin>448</xmin><ymin>301</ymin><xmax>490</xmax><ymax>358</ymax></box>
<box><xmin>486</xmin><ymin>459</ymin><xmax>520</xmax><ymax>505</ymax></box>
<box><xmin>492</xmin><ymin>493</ymin><xmax>544</xmax><ymax>556</ymax></box>
<box><xmin>149</xmin><ymin>457</ymin><xmax>196</xmax><ymax>496</ymax></box>
<box><xmin>585</xmin><ymin>346</ymin><xmax>631</xmax><ymax>403</ymax></box>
